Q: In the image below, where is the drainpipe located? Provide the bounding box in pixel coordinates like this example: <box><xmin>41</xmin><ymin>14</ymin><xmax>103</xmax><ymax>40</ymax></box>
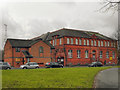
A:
<box><xmin>12</xmin><ymin>47</ymin><xmax>14</xmax><ymax>67</ymax></box>
<box><xmin>63</xmin><ymin>36</ymin><xmax>67</xmax><ymax>66</ymax></box>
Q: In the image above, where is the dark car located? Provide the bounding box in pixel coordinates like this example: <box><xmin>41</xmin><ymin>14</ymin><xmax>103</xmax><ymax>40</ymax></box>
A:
<box><xmin>88</xmin><ymin>62</ymin><xmax>103</xmax><ymax>67</ymax></box>
<box><xmin>0</xmin><ymin>62</ymin><xmax>11</xmax><ymax>70</ymax></box>
<box><xmin>45</xmin><ymin>62</ymin><xmax>63</xmax><ymax>68</ymax></box>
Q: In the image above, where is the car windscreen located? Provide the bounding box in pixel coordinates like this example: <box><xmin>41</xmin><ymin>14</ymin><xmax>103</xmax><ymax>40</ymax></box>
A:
<box><xmin>3</xmin><ymin>62</ymin><xmax>8</xmax><ymax>65</ymax></box>
<box><xmin>92</xmin><ymin>62</ymin><xmax>96</xmax><ymax>64</ymax></box>
<box><xmin>33</xmin><ymin>63</ymin><xmax>38</xmax><ymax>65</ymax></box>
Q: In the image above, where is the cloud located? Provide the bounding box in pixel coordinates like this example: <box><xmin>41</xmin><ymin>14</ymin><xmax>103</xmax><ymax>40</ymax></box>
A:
<box><xmin>1</xmin><ymin>2</ymin><xmax>118</xmax><ymax>40</ymax></box>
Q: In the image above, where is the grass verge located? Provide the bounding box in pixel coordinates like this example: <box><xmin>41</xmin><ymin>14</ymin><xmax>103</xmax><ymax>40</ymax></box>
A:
<box><xmin>2</xmin><ymin>67</ymin><xmax>112</xmax><ymax>88</ymax></box>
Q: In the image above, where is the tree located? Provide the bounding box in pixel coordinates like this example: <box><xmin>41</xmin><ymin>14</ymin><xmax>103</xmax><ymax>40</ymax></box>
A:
<box><xmin>100</xmin><ymin>0</ymin><xmax>120</xmax><ymax>64</ymax></box>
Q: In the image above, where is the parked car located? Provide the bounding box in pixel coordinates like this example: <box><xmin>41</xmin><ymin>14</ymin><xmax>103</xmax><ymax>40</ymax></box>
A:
<box><xmin>20</xmin><ymin>62</ymin><xmax>39</xmax><ymax>69</ymax></box>
<box><xmin>0</xmin><ymin>62</ymin><xmax>11</xmax><ymax>70</ymax></box>
<box><xmin>88</xmin><ymin>62</ymin><xmax>103</xmax><ymax>67</ymax></box>
<box><xmin>45</xmin><ymin>62</ymin><xmax>63</xmax><ymax>68</ymax></box>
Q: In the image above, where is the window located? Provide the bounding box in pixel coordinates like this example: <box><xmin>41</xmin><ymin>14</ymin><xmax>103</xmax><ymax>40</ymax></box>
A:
<box><xmin>77</xmin><ymin>50</ymin><xmax>81</xmax><ymax>58</ymax></box>
<box><xmin>85</xmin><ymin>50</ymin><xmax>89</xmax><ymax>58</ymax></box>
<box><xmin>39</xmin><ymin>46</ymin><xmax>43</xmax><ymax>53</ymax></box>
<box><xmin>79</xmin><ymin>39</ymin><xmax>82</xmax><ymax>45</ymax></box>
<box><xmin>53</xmin><ymin>40</ymin><xmax>54</xmax><ymax>46</ymax></box>
<box><xmin>106</xmin><ymin>51</ymin><xmax>109</xmax><ymax>58</ymax></box>
<box><xmin>108</xmin><ymin>41</ymin><xmax>109</xmax><ymax>47</ymax></box>
<box><xmin>67</xmin><ymin>38</ymin><xmax>70</xmax><ymax>44</ymax></box>
<box><xmin>112</xmin><ymin>51</ymin><xmax>115</xmax><ymax>59</ymax></box>
<box><xmin>105</xmin><ymin>41</ymin><xmax>107</xmax><ymax>47</ymax></box>
<box><xmin>76</xmin><ymin>39</ymin><xmax>78</xmax><ymax>45</ymax></box>
<box><xmin>100</xmin><ymin>51</ymin><xmax>103</xmax><ymax>58</ymax></box>
<box><xmin>68</xmin><ymin>50</ymin><xmax>72</xmax><ymax>58</ymax></box>
<box><xmin>111</xmin><ymin>42</ymin><xmax>113</xmax><ymax>47</ymax></box>
<box><xmin>87</xmin><ymin>40</ymin><xmax>89</xmax><ymax>46</ymax></box>
<box><xmin>114</xmin><ymin>42</ymin><xmax>116</xmax><ymax>47</ymax></box>
<box><xmin>16</xmin><ymin>48</ymin><xmax>20</xmax><ymax>52</ymax></box>
<box><xmin>59</xmin><ymin>38</ymin><xmax>61</xmax><ymax>45</ymax></box>
<box><xmin>84</xmin><ymin>40</ymin><xmax>86</xmax><ymax>45</ymax></box>
<box><xmin>91</xmin><ymin>40</ymin><xmax>93</xmax><ymax>46</ymax></box>
<box><xmin>94</xmin><ymin>40</ymin><xmax>96</xmax><ymax>46</ymax></box>
<box><xmin>55</xmin><ymin>39</ymin><xmax>57</xmax><ymax>46</ymax></box>
<box><xmin>71</xmin><ymin>38</ymin><xmax>73</xmax><ymax>44</ymax></box>
<box><xmin>101</xmin><ymin>41</ymin><xmax>103</xmax><ymax>46</ymax></box>
<box><xmin>98</xmin><ymin>41</ymin><xmax>100</xmax><ymax>47</ymax></box>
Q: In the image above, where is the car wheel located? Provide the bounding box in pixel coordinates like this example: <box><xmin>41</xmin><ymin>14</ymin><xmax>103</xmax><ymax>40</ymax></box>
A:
<box><xmin>61</xmin><ymin>66</ymin><xmax>63</xmax><ymax>68</ymax></box>
<box><xmin>23</xmin><ymin>67</ymin><xmax>27</xmax><ymax>69</ymax></box>
<box><xmin>7</xmin><ymin>67</ymin><xmax>11</xmax><ymax>70</ymax></box>
<box><xmin>36</xmin><ymin>67</ymin><xmax>39</xmax><ymax>69</ymax></box>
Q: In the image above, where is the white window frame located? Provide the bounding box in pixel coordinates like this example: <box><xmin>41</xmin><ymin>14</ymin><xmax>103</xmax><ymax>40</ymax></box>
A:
<box><xmin>108</xmin><ymin>41</ymin><xmax>109</xmax><ymax>47</ymax></box>
<box><xmin>106</xmin><ymin>51</ymin><xmax>109</xmax><ymax>58</ymax></box>
<box><xmin>76</xmin><ymin>39</ymin><xmax>78</xmax><ymax>45</ymax></box>
<box><xmin>84</xmin><ymin>40</ymin><xmax>86</xmax><ymax>45</ymax></box>
<box><xmin>98</xmin><ymin>41</ymin><xmax>100</xmax><ymax>47</ymax></box>
<box><xmin>85</xmin><ymin>50</ymin><xmax>89</xmax><ymax>58</ymax></box>
<box><xmin>79</xmin><ymin>39</ymin><xmax>82</xmax><ymax>45</ymax></box>
<box><xmin>77</xmin><ymin>50</ymin><xmax>81</xmax><ymax>58</ymax></box>
<box><xmin>101</xmin><ymin>41</ymin><xmax>103</xmax><ymax>46</ymax></box>
<box><xmin>68</xmin><ymin>50</ymin><xmax>72</xmax><ymax>58</ymax></box>
<box><xmin>94</xmin><ymin>40</ymin><xmax>96</xmax><ymax>46</ymax></box>
<box><xmin>112</xmin><ymin>51</ymin><xmax>115</xmax><ymax>59</ymax></box>
<box><xmin>105</xmin><ymin>41</ymin><xmax>107</xmax><ymax>47</ymax></box>
<box><xmin>71</xmin><ymin>38</ymin><xmax>73</xmax><ymax>44</ymax></box>
<box><xmin>91</xmin><ymin>40</ymin><xmax>93</xmax><ymax>46</ymax></box>
<box><xmin>87</xmin><ymin>40</ymin><xmax>89</xmax><ymax>46</ymax></box>
<box><xmin>67</xmin><ymin>38</ymin><xmax>69</xmax><ymax>44</ymax></box>
<box><xmin>100</xmin><ymin>51</ymin><xmax>102</xmax><ymax>58</ymax></box>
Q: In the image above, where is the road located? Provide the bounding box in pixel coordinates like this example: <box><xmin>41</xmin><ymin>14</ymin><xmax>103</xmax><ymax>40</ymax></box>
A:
<box><xmin>94</xmin><ymin>68</ymin><xmax>120</xmax><ymax>88</ymax></box>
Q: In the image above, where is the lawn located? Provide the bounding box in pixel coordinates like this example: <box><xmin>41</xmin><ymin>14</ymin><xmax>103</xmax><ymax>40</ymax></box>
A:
<box><xmin>2</xmin><ymin>67</ymin><xmax>112</xmax><ymax>88</ymax></box>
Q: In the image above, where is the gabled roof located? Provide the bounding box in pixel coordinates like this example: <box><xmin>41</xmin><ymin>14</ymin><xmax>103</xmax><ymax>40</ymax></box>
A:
<box><xmin>7</xmin><ymin>38</ymin><xmax>54</xmax><ymax>49</ymax></box>
<box><xmin>37</xmin><ymin>28</ymin><xmax>116</xmax><ymax>41</ymax></box>
<box><xmin>8</xmin><ymin>39</ymin><xmax>31</xmax><ymax>48</ymax></box>
<box><xmin>22</xmin><ymin>50</ymin><xmax>33</xmax><ymax>58</ymax></box>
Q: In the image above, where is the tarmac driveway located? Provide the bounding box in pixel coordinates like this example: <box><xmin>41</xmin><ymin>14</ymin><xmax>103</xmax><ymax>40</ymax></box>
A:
<box><xmin>94</xmin><ymin>67</ymin><xmax>119</xmax><ymax>88</ymax></box>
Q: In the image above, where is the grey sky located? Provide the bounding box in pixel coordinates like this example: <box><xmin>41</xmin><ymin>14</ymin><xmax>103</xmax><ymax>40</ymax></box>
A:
<box><xmin>0</xmin><ymin>1</ymin><xmax>118</xmax><ymax>49</ymax></box>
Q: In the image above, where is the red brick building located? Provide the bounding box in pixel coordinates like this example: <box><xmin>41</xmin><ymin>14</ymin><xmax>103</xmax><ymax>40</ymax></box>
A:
<box><xmin>36</xmin><ymin>28</ymin><xmax>118</xmax><ymax>66</ymax></box>
<box><xmin>4</xmin><ymin>28</ymin><xmax>118</xmax><ymax>67</ymax></box>
<box><xmin>4</xmin><ymin>38</ymin><xmax>54</xmax><ymax>67</ymax></box>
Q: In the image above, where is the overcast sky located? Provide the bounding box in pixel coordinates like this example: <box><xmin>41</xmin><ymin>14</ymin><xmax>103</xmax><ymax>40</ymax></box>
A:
<box><xmin>0</xmin><ymin>0</ymin><xmax>118</xmax><ymax>49</ymax></box>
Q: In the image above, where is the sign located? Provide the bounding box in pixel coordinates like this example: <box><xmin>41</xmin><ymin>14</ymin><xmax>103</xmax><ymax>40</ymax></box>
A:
<box><xmin>110</xmin><ymin>57</ymin><xmax>112</xmax><ymax>60</ymax></box>
<box><xmin>16</xmin><ymin>58</ymin><xmax>20</xmax><ymax>62</ymax></box>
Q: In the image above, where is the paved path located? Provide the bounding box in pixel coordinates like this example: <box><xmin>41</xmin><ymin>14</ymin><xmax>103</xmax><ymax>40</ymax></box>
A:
<box><xmin>94</xmin><ymin>68</ymin><xmax>119</xmax><ymax>88</ymax></box>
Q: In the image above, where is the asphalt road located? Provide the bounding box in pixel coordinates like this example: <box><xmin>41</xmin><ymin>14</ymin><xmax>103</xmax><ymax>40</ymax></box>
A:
<box><xmin>94</xmin><ymin>68</ymin><xmax>120</xmax><ymax>88</ymax></box>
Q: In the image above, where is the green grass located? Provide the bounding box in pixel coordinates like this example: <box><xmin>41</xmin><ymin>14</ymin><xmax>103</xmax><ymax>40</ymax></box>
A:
<box><xmin>2</xmin><ymin>67</ymin><xmax>112</xmax><ymax>88</ymax></box>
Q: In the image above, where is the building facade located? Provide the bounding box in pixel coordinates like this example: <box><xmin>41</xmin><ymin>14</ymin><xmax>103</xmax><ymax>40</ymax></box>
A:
<box><xmin>4</xmin><ymin>39</ymin><xmax>54</xmax><ymax>67</ymax></box>
<box><xmin>38</xmin><ymin>28</ymin><xmax>118</xmax><ymax>66</ymax></box>
<box><xmin>4</xmin><ymin>28</ymin><xmax>118</xmax><ymax>67</ymax></box>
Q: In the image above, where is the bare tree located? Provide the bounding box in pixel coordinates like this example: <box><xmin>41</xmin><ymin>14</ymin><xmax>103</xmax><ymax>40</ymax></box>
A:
<box><xmin>99</xmin><ymin>0</ymin><xmax>119</xmax><ymax>13</ymax></box>
<box><xmin>100</xmin><ymin>0</ymin><xmax>120</xmax><ymax>64</ymax></box>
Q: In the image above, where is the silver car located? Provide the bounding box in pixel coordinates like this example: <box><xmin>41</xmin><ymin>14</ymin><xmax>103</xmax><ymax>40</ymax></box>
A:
<box><xmin>20</xmin><ymin>62</ymin><xmax>39</xmax><ymax>69</ymax></box>
<box><xmin>0</xmin><ymin>62</ymin><xmax>11</xmax><ymax>70</ymax></box>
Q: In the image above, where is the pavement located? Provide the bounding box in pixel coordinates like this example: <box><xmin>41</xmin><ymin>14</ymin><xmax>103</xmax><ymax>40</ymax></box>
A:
<box><xmin>94</xmin><ymin>67</ymin><xmax>120</xmax><ymax>89</ymax></box>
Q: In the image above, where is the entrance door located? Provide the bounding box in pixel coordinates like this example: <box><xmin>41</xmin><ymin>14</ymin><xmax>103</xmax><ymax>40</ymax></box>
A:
<box><xmin>57</xmin><ymin>57</ymin><xmax>64</xmax><ymax>65</ymax></box>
